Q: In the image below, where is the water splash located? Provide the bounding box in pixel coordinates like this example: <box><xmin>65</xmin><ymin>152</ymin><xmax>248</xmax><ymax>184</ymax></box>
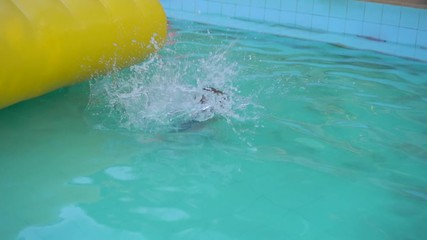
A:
<box><xmin>86</xmin><ymin>44</ymin><xmax>256</xmax><ymax>133</ymax></box>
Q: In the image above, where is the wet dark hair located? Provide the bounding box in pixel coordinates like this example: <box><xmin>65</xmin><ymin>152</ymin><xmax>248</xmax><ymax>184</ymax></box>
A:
<box><xmin>199</xmin><ymin>87</ymin><xmax>226</xmax><ymax>104</ymax></box>
<box><xmin>202</xmin><ymin>87</ymin><xmax>225</xmax><ymax>95</ymax></box>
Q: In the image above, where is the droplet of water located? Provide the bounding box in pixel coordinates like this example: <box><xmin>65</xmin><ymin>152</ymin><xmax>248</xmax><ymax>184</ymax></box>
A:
<box><xmin>86</xmin><ymin>42</ymin><xmax>257</xmax><ymax>133</ymax></box>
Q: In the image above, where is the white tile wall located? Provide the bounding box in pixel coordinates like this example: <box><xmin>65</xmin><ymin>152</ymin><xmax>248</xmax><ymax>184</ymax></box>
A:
<box><xmin>265</xmin><ymin>9</ymin><xmax>281</xmax><ymax>23</ymax></box>
<box><xmin>417</xmin><ymin>30</ymin><xmax>427</xmax><ymax>47</ymax></box>
<box><xmin>419</xmin><ymin>11</ymin><xmax>427</xmax><ymax>31</ymax></box>
<box><xmin>347</xmin><ymin>1</ymin><xmax>365</xmax><ymax>21</ymax></box>
<box><xmin>161</xmin><ymin>0</ymin><xmax>427</xmax><ymax>48</ymax></box>
<box><xmin>364</xmin><ymin>2</ymin><xmax>383</xmax><ymax>24</ymax></box>
<box><xmin>330</xmin><ymin>0</ymin><xmax>347</xmax><ymax>19</ymax></box>
<box><xmin>400</xmin><ymin>7</ymin><xmax>419</xmax><ymax>29</ymax></box>
<box><xmin>313</xmin><ymin>0</ymin><xmax>330</xmax><ymax>16</ymax></box>
<box><xmin>345</xmin><ymin>20</ymin><xmax>363</xmax><ymax>35</ymax></box>
<box><xmin>312</xmin><ymin>15</ymin><xmax>329</xmax><ymax>31</ymax></box>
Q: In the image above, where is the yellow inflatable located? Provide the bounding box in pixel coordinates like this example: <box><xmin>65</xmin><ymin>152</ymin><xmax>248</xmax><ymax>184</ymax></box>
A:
<box><xmin>0</xmin><ymin>0</ymin><xmax>167</xmax><ymax>109</ymax></box>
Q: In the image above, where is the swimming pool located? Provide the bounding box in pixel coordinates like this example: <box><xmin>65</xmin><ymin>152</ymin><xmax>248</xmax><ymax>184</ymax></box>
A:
<box><xmin>1</xmin><ymin>19</ymin><xmax>426</xmax><ymax>239</ymax></box>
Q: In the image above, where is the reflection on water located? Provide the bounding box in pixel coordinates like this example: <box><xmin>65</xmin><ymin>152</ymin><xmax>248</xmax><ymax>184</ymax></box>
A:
<box><xmin>18</xmin><ymin>206</ymin><xmax>145</xmax><ymax>240</ymax></box>
<box><xmin>1</xmin><ymin>19</ymin><xmax>427</xmax><ymax>240</ymax></box>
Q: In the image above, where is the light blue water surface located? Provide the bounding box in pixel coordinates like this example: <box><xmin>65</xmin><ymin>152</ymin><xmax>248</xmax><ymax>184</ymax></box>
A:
<box><xmin>1</xmin><ymin>20</ymin><xmax>427</xmax><ymax>240</ymax></box>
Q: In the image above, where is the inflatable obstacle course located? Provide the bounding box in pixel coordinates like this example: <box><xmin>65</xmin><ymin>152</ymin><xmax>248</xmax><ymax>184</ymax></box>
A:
<box><xmin>0</xmin><ymin>0</ymin><xmax>167</xmax><ymax>109</ymax></box>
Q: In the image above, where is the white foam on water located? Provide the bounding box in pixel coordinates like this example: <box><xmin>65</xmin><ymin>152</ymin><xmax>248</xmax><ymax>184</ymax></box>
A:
<box><xmin>86</xmin><ymin>43</ymin><xmax>257</xmax><ymax>134</ymax></box>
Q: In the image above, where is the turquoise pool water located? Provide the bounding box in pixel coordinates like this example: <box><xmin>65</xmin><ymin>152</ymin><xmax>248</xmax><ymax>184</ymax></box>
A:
<box><xmin>1</xmin><ymin>19</ymin><xmax>427</xmax><ymax>239</ymax></box>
